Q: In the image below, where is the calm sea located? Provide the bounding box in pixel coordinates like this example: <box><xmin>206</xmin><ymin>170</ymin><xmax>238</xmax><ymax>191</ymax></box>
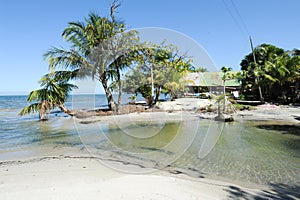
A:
<box><xmin>0</xmin><ymin>95</ymin><xmax>299</xmax><ymax>187</ymax></box>
<box><xmin>0</xmin><ymin>94</ymin><xmax>134</xmax><ymax>151</ymax></box>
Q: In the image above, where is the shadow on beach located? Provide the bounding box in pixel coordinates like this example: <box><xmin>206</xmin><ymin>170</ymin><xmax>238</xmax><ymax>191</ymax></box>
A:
<box><xmin>224</xmin><ymin>183</ymin><xmax>300</xmax><ymax>200</ymax></box>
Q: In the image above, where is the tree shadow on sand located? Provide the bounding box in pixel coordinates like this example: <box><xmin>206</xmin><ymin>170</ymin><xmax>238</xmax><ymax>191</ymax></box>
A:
<box><xmin>256</xmin><ymin>124</ymin><xmax>300</xmax><ymax>136</ymax></box>
<box><xmin>224</xmin><ymin>183</ymin><xmax>300</xmax><ymax>200</ymax></box>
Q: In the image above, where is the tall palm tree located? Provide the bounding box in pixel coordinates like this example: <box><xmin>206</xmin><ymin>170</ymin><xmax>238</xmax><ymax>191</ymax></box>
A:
<box><xmin>44</xmin><ymin>2</ymin><xmax>132</xmax><ymax>111</ymax></box>
<box><xmin>19</xmin><ymin>70</ymin><xmax>78</xmax><ymax>120</ymax></box>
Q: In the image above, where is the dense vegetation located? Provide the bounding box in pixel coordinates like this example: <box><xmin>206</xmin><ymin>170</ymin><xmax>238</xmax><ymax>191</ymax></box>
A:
<box><xmin>239</xmin><ymin>44</ymin><xmax>300</xmax><ymax>103</ymax></box>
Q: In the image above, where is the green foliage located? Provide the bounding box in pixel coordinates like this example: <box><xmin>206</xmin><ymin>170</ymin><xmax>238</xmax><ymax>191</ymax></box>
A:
<box><xmin>194</xmin><ymin>67</ymin><xmax>208</xmax><ymax>72</ymax></box>
<box><xmin>123</xmin><ymin>42</ymin><xmax>193</xmax><ymax>104</ymax></box>
<box><xmin>43</xmin><ymin>1</ymin><xmax>133</xmax><ymax>110</ymax></box>
<box><xmin>137</xmin><ymin>85</ymin><xmax>152</xmax><ymax>100</ymax></box>
<box><xmin>215</xmin><ymin>94</ymin><xmax>226</xmax><ymax>103</ymax></box>
<box><xmin>128</xmin><ymin>95</ymin><xmax>136</xmax><ymax>103</ymax></box>
<box><xmin>19</xmin><ymin>103</ymin><xmax>40</xmax><ymax>116</ymax></box>
<box><xmin>239</xmin><ymin>94</ymin><xmax>245</xmax><ymax>100</ymax></box>
<box><xmin>221</xmin><ymin>66</ymin><xmax>232</xmax><ymax>81</ymax></box>
<box><xmin>19</xmin><ymin>70</ymin><xmax>77</xmax><ymax>119</ymax></box>
<box><xmin>240</xmin><ymin>44</ymin><xmax>300</xmax><ymax>102</ymax></box>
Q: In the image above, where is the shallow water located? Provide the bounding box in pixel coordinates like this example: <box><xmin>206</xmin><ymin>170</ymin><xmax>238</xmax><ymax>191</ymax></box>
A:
<box><xmin>0</xmin><ymin>95</ymin><xmax>299</xmax><ymax>187</ymax></box>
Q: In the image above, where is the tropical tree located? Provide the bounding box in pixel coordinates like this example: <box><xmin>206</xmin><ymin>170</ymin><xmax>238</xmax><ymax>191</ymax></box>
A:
<box><xmin>123</xmin><ymin>43</ymin><xmax>193</xmax><ymax>105</ymax></box>
<box><xmin>240</xmin><ymin>44</ymin><xmax>300</xmax><ymax>103</ymax></box>
<box><xmin>19</xmin><ymin>70</ymin><xmax>78</xmax><ymax>120</ymax></box>
<box><xmin>240</xmin><ymin>44</ymin><xmax>285</xmax><ymax>101</ymax></box>
<box><xmin>264</xmin><ymin>50</ymin><xmax>300</xmax><ymax>102</ymax></box>
<box><xmin>44</xmin><ymin>1</ymin><xmax>135</xmax><ymax>111</ymax></box>
<box><xmin>221</xmin><ymin>66</ymin><xmax>232</xmax><ymax>112</ymax></box>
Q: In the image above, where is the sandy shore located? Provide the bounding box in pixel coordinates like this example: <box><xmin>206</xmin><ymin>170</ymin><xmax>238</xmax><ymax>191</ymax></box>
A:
<box><xmin>0</xmin><ymin>156</ymin><xmax>266</xmax><ymax>200</ymax></box>
<box><xmin>1</xmin><ymin>98</ymin><xmax>299</xmax><ymax>199</ymax></box>
<box><xmin>78</xmin><ymin>98</ymin><xmax>300</xmax><ymax>125</ymax></box>
<box><xmin>158</xmin><ymin>98</ymin><xmax>300</xmax><ymax>124</ymax></box>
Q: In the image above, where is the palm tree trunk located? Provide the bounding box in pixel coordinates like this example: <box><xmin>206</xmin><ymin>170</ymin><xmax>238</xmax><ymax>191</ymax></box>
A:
<box><xmin>59</xmin><ymin>104</ymin><xmax>74</xmax><ymax>116</ymax></box>
<box><xmin>39</xmin><ymin>100</ymin><xmax>50</xmax><ymax>121</ymax></box>
<box><xmin>101</xmin><ymin>75</ymin><xmax>115</xmax><ymax>111</ymax></box>
<box><xmin>39</xmin><ymin>112</ymin><xmax>47</xmax><ymax>121</ymax></box>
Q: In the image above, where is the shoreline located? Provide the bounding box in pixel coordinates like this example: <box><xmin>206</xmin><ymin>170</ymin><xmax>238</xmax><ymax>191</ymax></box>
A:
<box><xmin>76</xmin><ymin>98</ymin><xmax>300</xmax><ymax>124</ymax></box>
<box><xmin>1</xmin><ymin>98</ymin><xmax>299</xmax><ymax>199</ymax></box>
<box><xmin>0</xmin><ymin>154</ymin><xmax>270</xmax><ymax>200</ymax></box>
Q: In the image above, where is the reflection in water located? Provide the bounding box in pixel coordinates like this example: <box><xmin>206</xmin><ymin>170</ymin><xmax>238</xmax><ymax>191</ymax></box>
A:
<box><xmin>105</xmin><ymin>122</ymin><xmax>179</xmax><ymax>153</ymax></box>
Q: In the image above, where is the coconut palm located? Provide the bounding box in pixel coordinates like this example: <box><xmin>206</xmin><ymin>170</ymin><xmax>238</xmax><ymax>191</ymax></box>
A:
<box><xmin>265</xmin><ymin>50</ymin><xmax>300</xmax><ymax>102</ymax></box>
<box><xmin>44</xmin><ymin>2</ymin><xmax>133</xmax><ymax>111</ymax></box>
<box><xmin>240</xmin><ymin>44</ymin><xmax>285</xmax><ymax>100</ymax></box>
<box><xmin>19</xmin><ymin>70</ymin><xmax>78</xmax><ymax>120</ymax></box>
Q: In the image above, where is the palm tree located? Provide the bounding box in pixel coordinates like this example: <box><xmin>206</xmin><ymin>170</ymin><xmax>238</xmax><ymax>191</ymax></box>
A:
<box><xmin>221</xmin><ymin>66</ymin><xmax>232</xmax><ymax>112</ymax></box>
<box><xmin>19</xmin><ymin>70</ymin><xmax>78</xmax><ymax>120</ymax></box>
<box><xmin>240</xmin><ymin>44</ymin><xmax>285</xmax><ymax>101</ymax></box>
<box><xmin>44</xmin><ymin>1</ymin><xmax>131</xmax><ymax>111</ymax></box>
<box><xmin>265</xmin><ymin>50</ymin><xmax>300</xmax><ymax>102</ymax></box>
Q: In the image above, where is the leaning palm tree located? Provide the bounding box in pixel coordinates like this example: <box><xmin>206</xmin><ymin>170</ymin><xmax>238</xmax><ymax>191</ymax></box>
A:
<box><xmin>19</xmin><ymin>70</ymin><xmax>78</xmax><ymax>120</ymax></box>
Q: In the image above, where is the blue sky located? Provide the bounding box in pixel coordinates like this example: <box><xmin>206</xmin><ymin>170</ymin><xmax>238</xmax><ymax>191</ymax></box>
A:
<box><xmin>0</xmin><ymin>0</ymin><xmax>299</xmax><ymax>95</ymax></box>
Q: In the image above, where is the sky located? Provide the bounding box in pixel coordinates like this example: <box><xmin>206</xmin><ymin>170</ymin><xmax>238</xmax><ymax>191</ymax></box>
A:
<box><xmin>0</xmin><ymin>0</ymin><xmax>299</xmax><ymax>95</ymax></box>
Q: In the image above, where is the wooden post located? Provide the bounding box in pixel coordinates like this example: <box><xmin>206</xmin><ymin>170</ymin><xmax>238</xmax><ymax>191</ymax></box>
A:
<box><xmin>249</xmin><ymin>36</ymin><xmax>263</xmax><ymax>101</ymax></box>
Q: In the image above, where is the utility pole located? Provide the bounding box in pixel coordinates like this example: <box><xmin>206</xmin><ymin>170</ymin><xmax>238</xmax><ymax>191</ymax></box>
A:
<box><xmin>249</xmin><ymin>36</ymin><xmax>263</xmax><ymax>102</ymax></box>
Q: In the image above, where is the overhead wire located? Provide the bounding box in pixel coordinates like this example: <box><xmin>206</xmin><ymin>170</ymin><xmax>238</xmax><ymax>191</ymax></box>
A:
<box><xmin>222</xmin><ymin>0</ymin><xmax>250</xmax><ymax>41</ymax></box>
<box><xmin>229</xmin><ymin>0</ymin><xmax>250</xmax><ymax>36</ymax></box>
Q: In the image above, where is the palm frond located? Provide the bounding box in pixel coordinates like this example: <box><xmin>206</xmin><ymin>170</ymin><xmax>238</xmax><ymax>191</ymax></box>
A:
<box><xmin>52</xmin><ymin>69</ymin><xmax>79</xmax><ymax>82</ymax></box>
<box><xmin>18</xmin><ymin>103</ymin><xmax>40</xmax><ymax>116</ymax></box>
<box><xmin>44</xmin><ymin>47</ymin><xmax>89</xmax><ymax>71</ymax></box>
<box><xmin>27</xmin><ymin>89</ymin><xmax>49</xmax><ymax>102</ymax></box>
<box><xmin>263</xmin><ymin>74</ymin><xmax>277</xmax><ymax>82</ymax></box>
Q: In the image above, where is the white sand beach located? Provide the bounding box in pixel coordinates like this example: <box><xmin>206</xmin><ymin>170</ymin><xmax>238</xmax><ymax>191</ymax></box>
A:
<box><xmin>0</xmin><ymin>156</ymin><xmax>265</xmax><ymax>200</ymax></box>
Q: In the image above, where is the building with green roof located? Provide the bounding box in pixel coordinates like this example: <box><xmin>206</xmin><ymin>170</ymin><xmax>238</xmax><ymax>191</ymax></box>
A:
<box><xmin>183</xmin><ymin>72</ymin><xmax>241</xmax><ymax>96</ymax></box>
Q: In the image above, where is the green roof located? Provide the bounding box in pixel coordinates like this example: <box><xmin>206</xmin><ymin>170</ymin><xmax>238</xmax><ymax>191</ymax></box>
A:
<box><xmin>183</xmin><ymin>72</ymin><xmax>241</xmax><ymax>87</ymax></box>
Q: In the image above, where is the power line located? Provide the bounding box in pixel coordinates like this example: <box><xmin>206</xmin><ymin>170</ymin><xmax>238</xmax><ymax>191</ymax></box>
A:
<box><xmin>222</xmin><ymin>0</ymin><xmax>249</xmax><ymax>40</ymax></box>
<box><xmin>229</xmin><ymin>0</ymin><xmax>250</xmax><ymax>35</ymax></box>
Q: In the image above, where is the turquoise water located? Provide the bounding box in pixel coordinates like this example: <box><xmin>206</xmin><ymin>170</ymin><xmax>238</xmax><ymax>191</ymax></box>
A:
<box><xmin>0</xmin><ymin>95</ymin><xmax>299</xmax><ymax>187</ymax></box>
